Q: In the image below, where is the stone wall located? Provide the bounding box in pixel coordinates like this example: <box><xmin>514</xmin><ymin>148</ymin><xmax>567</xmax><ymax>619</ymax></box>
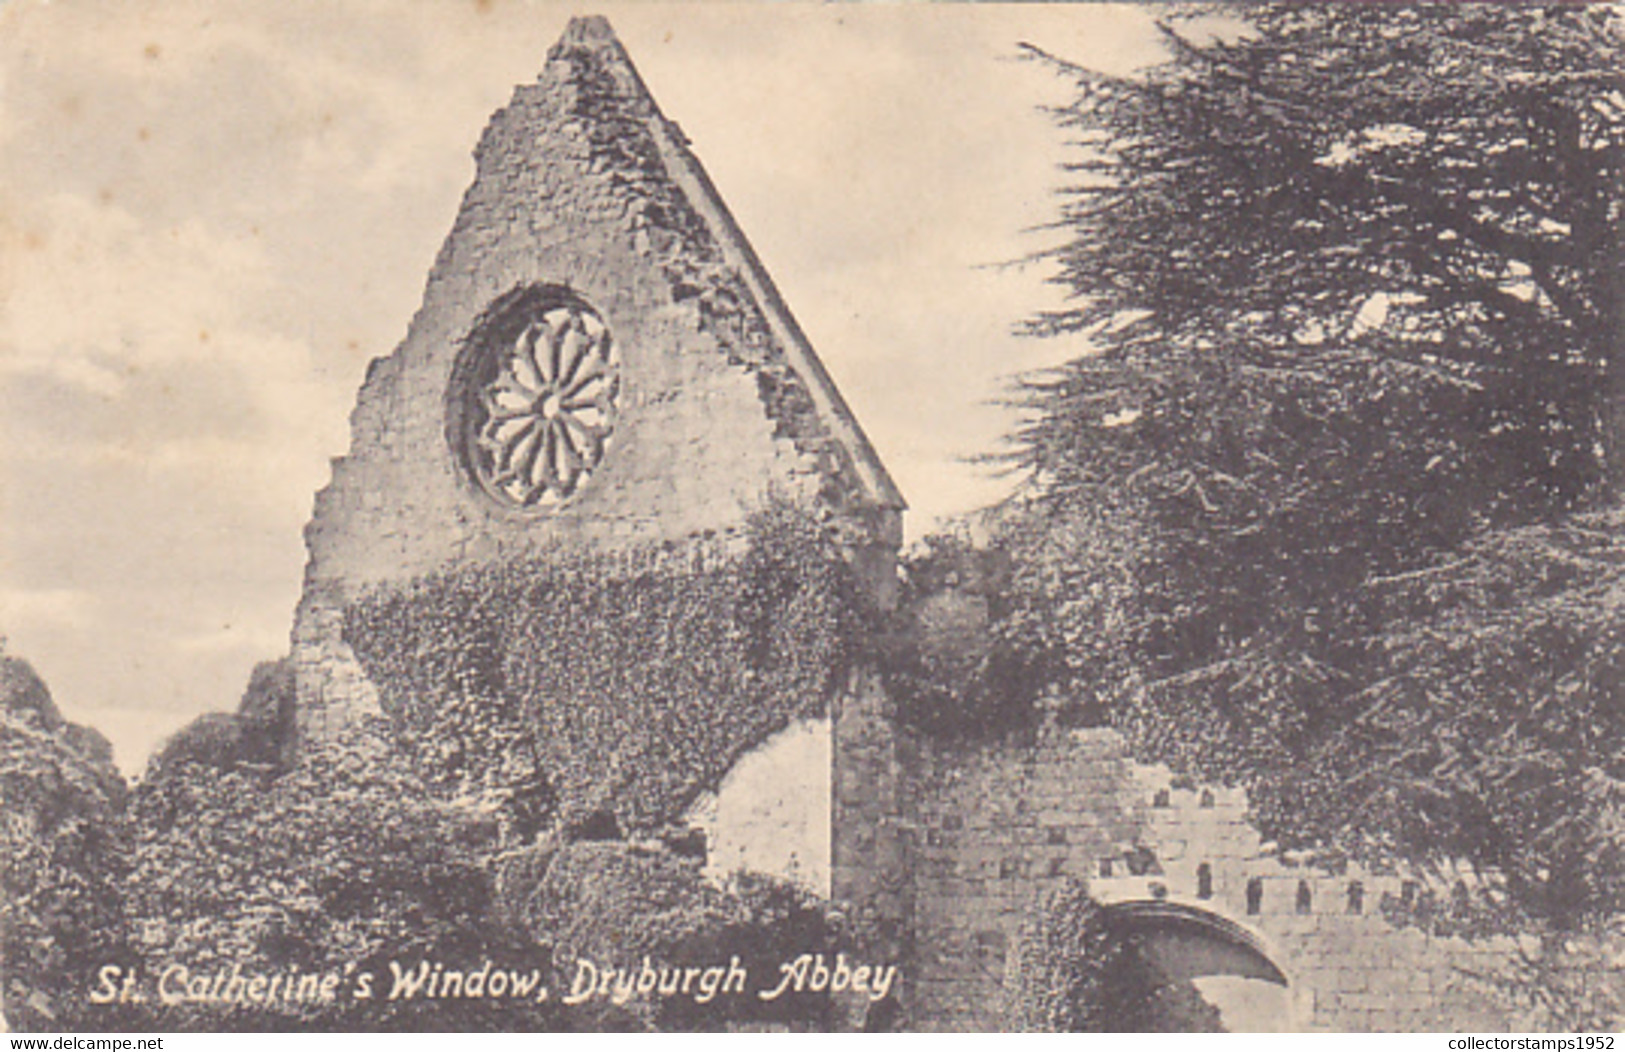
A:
<box><xmin>903</xmin><ymin>724</ymin><xmax>1585</xmax><ymax>1032</ymax></box>
<box><xmin>291</xmin><ymin>18</ymin><xmax>900</xmax><ymax>750</ymax></box>
<box><xmin>909</xmin><ymin>726</ymin><xmax>1135</xmax><ymax>1029</ymax></box>
<box><xmin>686</xmin><ymin>716</ymin><xmax>833</xmax><ymax>896</ymax></box>
<box><xmin>831</xmin><ymin>666</ymin><xmax>914</xmax><ymax>994</ymax></box>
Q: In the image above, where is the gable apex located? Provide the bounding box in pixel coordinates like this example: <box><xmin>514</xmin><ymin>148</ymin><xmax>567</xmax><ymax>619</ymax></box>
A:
<box><xmin>543</xmin><ymin>15</ymin><xmax>906</xmax><ymax>511</ymax></box>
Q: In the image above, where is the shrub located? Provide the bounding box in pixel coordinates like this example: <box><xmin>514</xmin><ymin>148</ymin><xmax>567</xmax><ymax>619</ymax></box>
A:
<box><xmin>1</xmin><ymin>652</ymin><xmax>130</xmax><ymax>1031</ymax></box>
<box><xmin>500</xmin><ymin>839</ymin><xmax>855</xmax><ymax>1031</ymax></box>
<box><xmin>1009</xmin><ymin>880</ymin><xmax>1213</xmax><ymax>1032</ymax></box>
<box><xmin>1009</xmin><ymin>881</ymin><xmax>1129</xmax><ymax>1031</ymax></box>
<box><xmin>116</xmin><ymin>723</ymin><xmax>559</xmax><ymax>1031</ymax></box>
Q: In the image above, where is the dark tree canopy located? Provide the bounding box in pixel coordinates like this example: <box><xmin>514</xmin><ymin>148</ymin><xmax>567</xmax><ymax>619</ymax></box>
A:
<box><xmin>1024</xmin><ymin>4</ymin><xmax>1623</xmax><ymax>510</ymax></box>
<box><xmin>1007</xmin><ymin>3</ymin><xmax>1624</xmax><ymax>932</ymax></box>
<box><xmin>1</xmin><ymin>650</ymin><xmax>130</xmax><ymax>1030</ymax></box>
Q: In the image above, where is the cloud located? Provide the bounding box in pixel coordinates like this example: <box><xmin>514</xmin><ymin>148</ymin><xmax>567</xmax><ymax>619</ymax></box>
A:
<box><xmin>0</xmin><ymin>193</ymin><xmax>269</xmax><ymax>375</ymax></box>
<box><xmin>0</xmin><ymin>587</ymin><xmax>97</xmax><ymax>632</ymax></box>
<box><xmin>0</xmin><ymin>190</ymin><xmax>349</xmax><ymax>496</ymax></box>
<box><xmin>0</xmin><ymin>189</ymin><xmax>339</xmax><ymax>775</ymax></box>
<box><xmin>0</xmin><ymin>1</ymin><xmax>1165</xmax><ymax>773</ymax></box>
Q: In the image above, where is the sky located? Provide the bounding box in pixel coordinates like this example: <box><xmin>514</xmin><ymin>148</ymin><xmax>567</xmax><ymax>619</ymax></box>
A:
<box><xmin>0</xmin><ymin>1</ymin><xmax>1167</xmax><ymax>774</ymax></box>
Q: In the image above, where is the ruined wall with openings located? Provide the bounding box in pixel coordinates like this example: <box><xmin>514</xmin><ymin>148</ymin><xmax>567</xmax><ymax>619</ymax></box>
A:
<box><xmin>290</xmin><ymin>20</ymin><xmax>905</xmax><ymax>915</ymax></box>
<box><xmin>685</xmin><ymin>716</ymin><xmax>833</xmax><ymax>896</ymax></box>
<box><xmin>903</xmin><ymin>724</ymin><xmax>1602</xmax><ymax>1032</ymax></box>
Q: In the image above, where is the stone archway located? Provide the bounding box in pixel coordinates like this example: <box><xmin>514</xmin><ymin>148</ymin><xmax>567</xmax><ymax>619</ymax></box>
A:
<box><xmin>1104</xmin><ymin>900</ymin><xmax>1294</xmax><ymax>1032</ymax></box>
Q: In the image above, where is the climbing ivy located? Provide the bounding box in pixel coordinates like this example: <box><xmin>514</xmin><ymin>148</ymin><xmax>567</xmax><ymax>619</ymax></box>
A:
<box><xmin>878</xmin><ymin>532</ymin><xmax>1060</xmax><ymax>738</ymax></box>
<box><xmin>1010</xmin><ymin>880</ymin><xmax>1218</xmax><ymax>1033</ymax></box>
<box><xmin>343</xmin><ymin>505</ymin><xmax>866</xmax><ymax>835</ymax></box>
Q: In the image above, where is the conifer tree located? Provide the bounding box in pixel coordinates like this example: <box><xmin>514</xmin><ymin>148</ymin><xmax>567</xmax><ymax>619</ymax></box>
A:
<box><xmin>1011</xmin><ymin>4</ymin><xmax>1623</xmax><ymax>933</ymax></box>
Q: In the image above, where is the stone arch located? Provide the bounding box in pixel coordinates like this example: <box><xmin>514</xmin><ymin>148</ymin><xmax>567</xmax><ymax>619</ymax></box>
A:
<box><xmin>1104</xmin><ymin>899</ymin><xmax>1295</xmax><ymax>1032</ymax></box>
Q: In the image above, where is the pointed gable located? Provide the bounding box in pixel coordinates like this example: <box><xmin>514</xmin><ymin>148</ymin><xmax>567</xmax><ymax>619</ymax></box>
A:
<box><xmin>293</xmin><ymin>15</ymin><xmax>902</xmax><ymax>741</ymax></box>
<box><xmin>553</xmin><ymin>16</ymin><xmax>904</xmax><ymax>511</ymax></box>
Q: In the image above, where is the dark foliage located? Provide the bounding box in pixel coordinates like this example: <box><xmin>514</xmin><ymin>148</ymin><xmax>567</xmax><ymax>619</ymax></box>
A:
<box><xmin>879</xmin><ymin>532</ymin><xmax>1060</xmax><ymax>737</ymax></box>
<box><xmin>146</xmin><ymin>656</ymin><xmax>296</xmax><ymax>778</ymax></box>
<box><xmin>147</xmin><ymin>714</ymin><xmax>273</xmax><ymax>776</ymax></box>
<box><xmin>235</xmin><ymin>657</ymin><xmax>297</xmax><ymax>751</ymax></box>
<box><xmin>1</xmin><ymin>649</ymin><xmax>130</xmax><ymax>1031</ymax></box>
<box><xmin>1008</xmin><ymin>3</ymin><xmax>1624</xmax><ymax>933</ymax></box>
<box><xmin>117</xmin><ymin>724</ymin><xmax>561</xmax><ymax>1031</ymax></box>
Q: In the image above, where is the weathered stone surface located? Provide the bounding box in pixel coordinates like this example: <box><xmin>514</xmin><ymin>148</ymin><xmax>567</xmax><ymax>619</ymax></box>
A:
<box><xmin>686</xmin><ymin>716</ymin><xmax>832</xmax><ymax>895</ymax></box>
<box><xmin>289</xmin><ymin>19</ymin><xmax>906</xmax><ymax>980</ymax></box>
<box><xmin>902</xmin><ymin>725</ymin><xmax>1616</xmax><ymax>1032</ymax></box>
<box><xmin>292</xmin><ymin>16</ymin><xmax>902</xmax><ymax>749</ymax></box>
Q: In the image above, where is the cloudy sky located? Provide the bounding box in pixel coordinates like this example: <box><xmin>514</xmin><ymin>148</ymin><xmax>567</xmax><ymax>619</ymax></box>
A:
<box><xmin>0</xmin><ymin>1</ymin><xmax>1165</xmax><ymax>773</ymax></box>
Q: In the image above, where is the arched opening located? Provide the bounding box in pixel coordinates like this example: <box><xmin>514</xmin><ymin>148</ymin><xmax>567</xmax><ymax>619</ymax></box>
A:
<box><xmin>1103</xmin><ymin>900</ymin><xmax>1294</xmax><ymax>1032</ymax></box>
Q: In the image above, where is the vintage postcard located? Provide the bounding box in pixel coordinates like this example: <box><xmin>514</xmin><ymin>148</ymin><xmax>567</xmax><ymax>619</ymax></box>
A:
<box><xmin>1</xmin><ymin>1</ymin><xmax>1620</xmax><ymax>1034</ymax></box>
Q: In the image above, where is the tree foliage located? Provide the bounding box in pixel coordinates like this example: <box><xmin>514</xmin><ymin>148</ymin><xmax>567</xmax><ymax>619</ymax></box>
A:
<box><xmin>500</xmin><ymin>840</ymin><xmax>856</xmax><ymax>1031</ymax></box>
<box><xmin>0</xmin><ymin>649</ymin><xmax>129</xmax><ymax>1030</ymax></box>
<box><xmin>1011</xmin><ymin>3</ymin><xmax>1624</xmax><ymax>931</ymax></box>
<box><xmin>120</xmin><ymin>724</ymin><xmax>558</xmax><ymax>1031</ymax></box>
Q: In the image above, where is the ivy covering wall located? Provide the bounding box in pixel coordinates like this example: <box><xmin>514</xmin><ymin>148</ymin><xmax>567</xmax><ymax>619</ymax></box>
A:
<box><xmin>343</xmin><ymin>506</ymin><xmax>866</xmax><ymax>835</ymax></box>
<box><xmin>1009</xmin><ymin>880</ymin><xmax>1218</xmax><ymax>1033</ymax></box>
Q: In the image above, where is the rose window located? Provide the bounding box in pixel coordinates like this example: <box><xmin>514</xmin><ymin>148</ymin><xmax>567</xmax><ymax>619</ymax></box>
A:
<box><xmin>461</xmin><ymin>299</ymin><xmax>619</xmax><ymax>508</ymax></box>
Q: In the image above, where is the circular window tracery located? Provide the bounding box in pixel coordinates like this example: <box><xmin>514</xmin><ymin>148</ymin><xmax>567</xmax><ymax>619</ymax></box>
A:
<box><xmin>455</xmin><ymin>295</ymin><xmax>620</xmax><ymax>509</ymax></box>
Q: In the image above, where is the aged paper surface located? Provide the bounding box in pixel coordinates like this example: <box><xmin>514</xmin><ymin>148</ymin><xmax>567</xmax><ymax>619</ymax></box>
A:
<box><xmin>2</xmin><ymin>1</ymin><xmax>1619</xmax><ymax>1034</ymax></box>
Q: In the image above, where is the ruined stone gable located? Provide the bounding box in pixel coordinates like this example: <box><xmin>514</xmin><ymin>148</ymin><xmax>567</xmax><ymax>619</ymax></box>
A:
<box><xmin>279</xmin><ymin>17</ymin><xmax>1611</xmax><ymax>1033</ymax></box>
<box><xmin>292</xmin><ymin>16</ymin><xmax>903</xmax><ymax>749</ymax></box>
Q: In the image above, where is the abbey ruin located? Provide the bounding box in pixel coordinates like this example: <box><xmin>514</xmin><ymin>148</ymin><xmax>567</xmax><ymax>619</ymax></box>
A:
<box><xmin>288</xmin><ymin>16</ymin><xmax>1604</xmax><ymax>1031</ymax></box>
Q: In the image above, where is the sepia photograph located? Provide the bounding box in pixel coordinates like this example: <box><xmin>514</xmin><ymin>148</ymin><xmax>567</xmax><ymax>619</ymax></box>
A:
<box><xmin>1</xmin><ymin>1</ymin><xmax>1620</xmax><ymax>1034</ymax></box>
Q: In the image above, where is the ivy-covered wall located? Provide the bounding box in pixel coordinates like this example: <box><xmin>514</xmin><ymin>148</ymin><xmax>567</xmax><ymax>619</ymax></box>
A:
<box><xmin>291</xmin><ymin>16</ymin><xmax>901</xmax><ymax>750</ymax></box>
<box><xmin>342</xmin><ymin>508</ymin><xmax>865</xmax><ymax>839</ymax></box>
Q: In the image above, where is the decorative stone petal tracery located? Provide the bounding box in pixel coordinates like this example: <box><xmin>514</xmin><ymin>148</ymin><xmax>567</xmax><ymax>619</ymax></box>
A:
<box><xmin>464</xmin><ymin>300</ymin><xmax>619</xmax><ymax>508</ymax></box>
